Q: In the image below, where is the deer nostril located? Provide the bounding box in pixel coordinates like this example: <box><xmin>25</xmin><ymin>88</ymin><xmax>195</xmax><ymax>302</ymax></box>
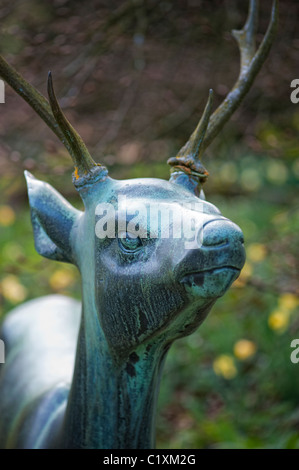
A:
<box><xmin>200</xmin><ymin>219</ymin><xmax>244</xmax><ymax>248</ymax></box>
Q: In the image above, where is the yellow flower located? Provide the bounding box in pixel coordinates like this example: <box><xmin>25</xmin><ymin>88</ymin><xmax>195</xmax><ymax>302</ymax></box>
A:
<box><xmin>247</xmin><ymin>243</ymin><xmax>267</xmax><ymax>263</ymax></box>
<box><xmin>268</xmin><ymin>309</ymin><xmax>290</xmax><ymax>332</ymax></box>
<box><xmin>49</xmin><ymin>268</ymin><xmax>76</xmax><ymax>291</ymax></box>
<box><xmin>0</xmin><ymin>205</ymin><xmax>16</xmax><ymax>227</ymax></box>
<box><xmin>213</xmin><ymin>355</ymin><xmax>237</xmax><ymax>380</ymax></box>
<box><xmin>234</xmin><ymin>339</ymin><xmax>257</xmax><ymax>361</ymax></box>
<box><xmin>0</xmin><ymin>275</ymin><xmax>27</xmax><ymax>303</ymax></box>
<box><xmin>278</xmin><ymin>293</ymin><xmax>299</xmax><ymax>312</ymax></box>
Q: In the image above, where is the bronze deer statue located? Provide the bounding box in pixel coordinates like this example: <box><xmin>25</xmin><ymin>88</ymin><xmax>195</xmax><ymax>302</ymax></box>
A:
<box><xmin>0</xmin><ymin>0</ymin><xmax>277</xmax><ymax>449</ymax></box>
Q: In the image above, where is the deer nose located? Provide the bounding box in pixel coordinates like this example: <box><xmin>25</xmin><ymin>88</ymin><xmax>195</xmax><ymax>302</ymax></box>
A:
<box><xmin>200</xmin><ymin>219</ymin><xmax>244</xmax><ymax>248</ymax></box>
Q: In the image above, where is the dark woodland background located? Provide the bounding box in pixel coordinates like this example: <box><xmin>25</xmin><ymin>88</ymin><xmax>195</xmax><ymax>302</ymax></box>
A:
<box><xmin>0</xmin><ymin>0</ymin><xmax>299</xmax><ymax>448</ymax></box>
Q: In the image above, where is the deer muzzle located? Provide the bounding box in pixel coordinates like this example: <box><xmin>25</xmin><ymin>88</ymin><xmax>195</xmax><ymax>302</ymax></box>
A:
<box><xmin>177</xmin><ymin>217</ymin><xmax>245</xmax><ymax>299</ymax></box>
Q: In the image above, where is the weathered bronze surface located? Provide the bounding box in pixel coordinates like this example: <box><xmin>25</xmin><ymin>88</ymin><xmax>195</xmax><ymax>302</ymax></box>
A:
<box><xmin>0</xmin><ymin>172</ymin><xmax>245</xmax><ymax>449</ymax></box>
<box><xmin>0</xmin><ymin>0</ymin><xmax>277</xmax><ymax>449</ymax></box>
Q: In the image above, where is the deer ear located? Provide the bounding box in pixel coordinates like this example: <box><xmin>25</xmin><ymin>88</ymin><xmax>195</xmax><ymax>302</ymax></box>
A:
<box><xmin>24</xmin><ymin>171</ymin><xmax>81</xmax><ymax>264</ymax></box>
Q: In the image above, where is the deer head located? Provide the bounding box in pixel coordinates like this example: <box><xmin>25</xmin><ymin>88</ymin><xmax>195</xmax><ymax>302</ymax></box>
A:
<box><xmin>22</xmin><ymin>75</ymin><xmax>246</xmax><ymax>360</ymax></box>
<box><xmin>0</xmin><ymin>0</ymin><xmax>277</xmax><ymax>449</ymax></box>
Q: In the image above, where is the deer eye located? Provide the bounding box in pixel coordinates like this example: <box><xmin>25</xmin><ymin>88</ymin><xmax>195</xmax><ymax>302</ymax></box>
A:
<box><xmin>118</xmin><ymin>232</ymin><xmax>143</xmax><ymax>253</ymax></box>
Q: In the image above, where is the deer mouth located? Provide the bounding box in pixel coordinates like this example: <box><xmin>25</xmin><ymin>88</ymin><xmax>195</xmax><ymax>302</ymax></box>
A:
<box><xmin>181</xmin><ymin>265</ymin><xmax>240</xmax><ymax>280</ymax></box>
<box><xmin>179</xmin><ymin>266</ymin><xmax>241</xmax><ymax>298</ymax></box>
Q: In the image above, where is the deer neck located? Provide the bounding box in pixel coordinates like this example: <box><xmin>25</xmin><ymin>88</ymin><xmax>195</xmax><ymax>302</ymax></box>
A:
<box><xmin>60</xmin><ymin>285</ymin><xmax>168</xmax><ymax>449</ymax></box>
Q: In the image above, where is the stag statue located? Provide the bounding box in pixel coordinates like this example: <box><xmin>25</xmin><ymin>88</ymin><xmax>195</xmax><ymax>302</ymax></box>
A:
<box><xmin>0</xmin><ymin>0</ymin><xmax>277</xmax><ymax>449</ymax></box>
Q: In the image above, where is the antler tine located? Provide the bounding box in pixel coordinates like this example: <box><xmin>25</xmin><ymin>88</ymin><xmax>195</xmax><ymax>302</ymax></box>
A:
<box><xmin>202</xmin><ymin>0</ymin><xmax>278</xmax><ymax>151</ymax></box>
<box><xmin>167</xmin><ymin>89</ymin><xmax>213</xmax><ymax>182</ymax></box>
<box><xmin>0</xmin><ymin>55</ymin><xmax>100</xmax><ymax>180</ymax></box>
<box><xmin>168</xmin><ymin>0</ymin><xmax>278</xmax><ymax>192</ymax></box>
<box><xmin>47</xmin><ymin>72</ymin><xmax>98</xmax><ymax>176</ymax></box>
<box><xmin>0</xmin><ymin>55</ymin><xmax>65</xmax><ymax>145</ymax></box>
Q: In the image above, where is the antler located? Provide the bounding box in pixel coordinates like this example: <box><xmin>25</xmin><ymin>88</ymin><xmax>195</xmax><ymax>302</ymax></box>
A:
<box><xmin>0</xmin><ymin>56</ymin><xmax>105</xmax><ymax>186</ymax></box>
<box><xmin>47</xmin><ymin>72</ymin><xmax>100</xmax><ymax>178</ymax></box>
<box><xmin>168</xmin><ymin>0</ymin><xmax>278</xmax><ymax>190</ymax></box>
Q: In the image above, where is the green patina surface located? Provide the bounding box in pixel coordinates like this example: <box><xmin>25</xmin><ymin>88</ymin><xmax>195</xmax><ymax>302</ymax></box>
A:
<box><xmin>0</xmin><ymin>172</ymin><xmax>245</xmax><ymax>448</ymax></box>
